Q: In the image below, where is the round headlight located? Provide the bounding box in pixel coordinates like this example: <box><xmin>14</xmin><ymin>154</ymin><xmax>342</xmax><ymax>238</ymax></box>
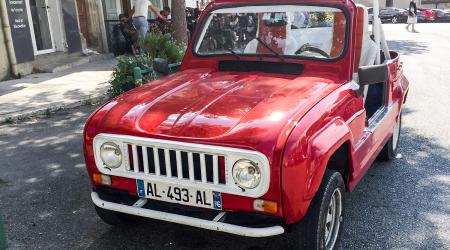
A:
<box><xmin>100</xmin><ymin>142</ymin><xmax>122</xmax><ymax>169</ymax></box>
<box><xmin>232</xmin><ymin>159</ymin><xmax>261</xmax><ymax>189</ymax></box>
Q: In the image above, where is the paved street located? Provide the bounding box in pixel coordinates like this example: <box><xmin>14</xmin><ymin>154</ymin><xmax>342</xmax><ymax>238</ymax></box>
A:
<box><xmin>0</xmin><ymin>23</ymin><xmax>449</xmax><ymax>249</ymax></box>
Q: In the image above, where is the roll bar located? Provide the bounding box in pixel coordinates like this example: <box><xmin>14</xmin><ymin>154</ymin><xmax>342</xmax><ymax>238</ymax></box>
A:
<box><xmin>371</xmin><ymin>0</ymin><xmax>391</xmax><ymax>63</ymax></box>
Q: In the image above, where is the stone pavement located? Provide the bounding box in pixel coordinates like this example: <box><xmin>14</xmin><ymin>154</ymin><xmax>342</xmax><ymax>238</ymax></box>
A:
<box><xmin>0</xmin><ymin>59</ymin><xmax>116</xmax><ymax>123</ymax></box>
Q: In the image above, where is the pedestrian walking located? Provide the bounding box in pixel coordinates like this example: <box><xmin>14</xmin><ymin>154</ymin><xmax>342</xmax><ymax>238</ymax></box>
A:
<box><xmin>131</xmin><ymin>0</ymin><xmax>165</xmax><ymax>37</ymax></box>
<box><xmin>405</xmin><ymin>0</ymin><xmax>418</xmax><ymax>32</ymax></box>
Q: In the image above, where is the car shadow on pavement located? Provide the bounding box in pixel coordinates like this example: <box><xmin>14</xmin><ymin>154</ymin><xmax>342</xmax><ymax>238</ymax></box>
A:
<box><xmin>387</xmin><ymin>40</ymin><xmax>430</xmax><ymax>55</ymax></box>
<box><xmin>339</xmin><ymin>113</ymin><xmax>449</xmax><ymax>248</ymax></box>
<box><xmin>86</xmin><ymin>114</ymin><xmax>450</xmax><ymax>249</ymax></box>
<box><xmin>0</xmin><ymin>106</ymin><xmax>448</xmax><ymax>249</ymax></box>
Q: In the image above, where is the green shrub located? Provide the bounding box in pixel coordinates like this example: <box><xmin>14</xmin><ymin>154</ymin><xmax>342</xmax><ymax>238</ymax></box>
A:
<box><xmin>139</xmin><ymin>32</ymin><xmax>185</xmax><ymax>63</ymax></box>
<box><xmin>107</xmin><ymin>55</ymin><xmax>154</xmax><ymax>98</ymax></box>
<box><xmin>107</xmin><ymin>32</ymin><xmax>185</xmax><ymax>98</ymax></box>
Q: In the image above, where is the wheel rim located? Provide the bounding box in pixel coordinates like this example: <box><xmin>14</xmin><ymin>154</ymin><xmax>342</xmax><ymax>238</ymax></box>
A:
<box><xmin>392</xmin><ymin>117</ymin><xmax>401</xmax><ymax>151</ymax></box>
<box><xmin>324</xmin><ymin>189</ymin><xmax>342</xmax><ymax>249</ymax></box>
<box><xmin>392</xmin><ymin>17</ymin><xmax>398</xmax><ymax>23</ymax></box>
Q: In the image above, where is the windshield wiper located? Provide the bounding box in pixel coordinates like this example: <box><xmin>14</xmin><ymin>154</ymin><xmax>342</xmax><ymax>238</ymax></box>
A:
<box><xmin>255</xmin><ymin>37</ymin><xmax>285</xmax><ymax>61</ymax></box>
<box><xmin>225</xmin><ymin>48</ymin><xmax>241</xmax><ymax>60</ymax></box>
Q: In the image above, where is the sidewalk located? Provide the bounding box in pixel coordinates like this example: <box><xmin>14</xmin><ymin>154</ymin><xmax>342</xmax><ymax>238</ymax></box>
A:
<box><xmin>0</xmin><ymin>59</ymin><xmax>116</xmax><ymax>123</ymax></box>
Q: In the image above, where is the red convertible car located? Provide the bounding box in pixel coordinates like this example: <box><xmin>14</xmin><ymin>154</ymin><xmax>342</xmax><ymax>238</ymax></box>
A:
<box><xmin>83</xmin><ymin>0</ymin><xmax>409</xmax><ymax>249</ymax></box>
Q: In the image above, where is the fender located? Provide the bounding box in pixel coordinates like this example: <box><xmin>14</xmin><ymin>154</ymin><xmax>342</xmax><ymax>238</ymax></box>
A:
<box><xmin>305</xmin><ymin>118</ymin><xmax>353</xmax><ymax>200</ymax></box>
<box><xmin>282</xmin><ymin>117</ymin><xmax>353</xmax><ymax>224</ymax></box>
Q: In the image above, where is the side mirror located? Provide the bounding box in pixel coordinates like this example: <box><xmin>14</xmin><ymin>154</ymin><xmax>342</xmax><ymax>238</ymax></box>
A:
<box><xmin>153</xmin><ymin>58</ymin><xmax>169</xmax><ymax>75</ymax></box>
<box><xmin>358</xmin><ymin>64</ymin><xmax>389</xmax><ymax>86</ymax></box>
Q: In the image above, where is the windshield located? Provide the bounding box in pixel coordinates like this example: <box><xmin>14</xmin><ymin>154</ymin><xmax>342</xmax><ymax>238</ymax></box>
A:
<box><xmin>195</xmin><ymin>5</ymin><xmax>347</xmax><ymax>60</ymax></box>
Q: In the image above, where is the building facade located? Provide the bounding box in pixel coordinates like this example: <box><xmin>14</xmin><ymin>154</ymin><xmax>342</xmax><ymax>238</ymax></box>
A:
<box><xmin>0</xmin><ymin>0</ymin><xmax>208</xmax><ymax>80</ymax></box>
<box><xmin>2</xmin><ymin>0</ymin><xmax>84</xmax><ymax>76</ymax></box>
<box><xmin>0</xmin><ymin>0</ymin><xmax>111</xmax><ymax>80</ymax></box>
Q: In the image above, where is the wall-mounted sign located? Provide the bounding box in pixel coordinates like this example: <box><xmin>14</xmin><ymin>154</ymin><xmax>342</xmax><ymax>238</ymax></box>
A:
<box><xmin>5</xmin><ymin>0</ymin><xmax>35</xmax><ymax>63</ymax></box>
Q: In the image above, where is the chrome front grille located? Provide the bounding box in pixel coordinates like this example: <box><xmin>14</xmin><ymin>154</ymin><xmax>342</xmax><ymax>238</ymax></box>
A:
<box><xmin>127</xmin><ymin>145</ymin><xmax>227</xmax><ymax>185</ymax></box>
<box><xmin>93</xmin><ymin>133</ymin><xmax>271</xmax><ymax>198</ymax></box>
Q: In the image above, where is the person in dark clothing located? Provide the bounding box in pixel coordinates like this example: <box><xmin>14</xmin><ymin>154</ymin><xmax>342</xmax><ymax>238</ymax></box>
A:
<box><xmin>154</xmin><ymin>7</ymin><xmax>172</xmax><ymax>33</ymax></box>
<box><xmin>406</xmin><ymin>0</ymin><xmax>418</xmax><ymax>32</ymax></box>
<box><xmin>119</xmin><ymin>14</ymin><xmax>140</xmax><ymax>55</ymax></box>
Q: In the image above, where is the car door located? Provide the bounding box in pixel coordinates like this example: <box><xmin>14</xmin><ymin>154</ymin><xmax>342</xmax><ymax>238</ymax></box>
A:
<box><xmin>365</xmin><ymin>51</ymin><xmax>401</xmax><ymax>156</ymax></box>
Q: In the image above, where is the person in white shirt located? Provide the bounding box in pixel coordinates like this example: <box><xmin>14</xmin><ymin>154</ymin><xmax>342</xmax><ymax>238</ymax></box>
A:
<box><xmin>131</xmin><ymin>0</ymin><xmax>165</xmax><ymax>37</ymax></box>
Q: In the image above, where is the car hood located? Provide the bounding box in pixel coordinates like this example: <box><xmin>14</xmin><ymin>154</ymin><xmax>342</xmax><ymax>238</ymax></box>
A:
<box><xmin>95</xmin><ymin>68</ymin><xmax>340</xmax><ymax>151</ymax></box>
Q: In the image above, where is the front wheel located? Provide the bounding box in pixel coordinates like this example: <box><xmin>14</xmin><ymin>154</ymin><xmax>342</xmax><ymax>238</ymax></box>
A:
<box><xmin>289</xmin><ymin>170</ymin><xmax>345</xmax><ymax>250</ymax></box>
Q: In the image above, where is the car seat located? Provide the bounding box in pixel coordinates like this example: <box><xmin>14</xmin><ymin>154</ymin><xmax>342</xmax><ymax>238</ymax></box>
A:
<box><xmin>244</xmin><ymin>13</ymin><xmax>298</xmax><ymax>55</ymax></box>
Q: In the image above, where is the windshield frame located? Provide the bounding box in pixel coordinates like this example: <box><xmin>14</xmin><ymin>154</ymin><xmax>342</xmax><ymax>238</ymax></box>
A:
<box><xmin>191</xmin><ymin>2</ymin><xmax>351</xmax><ymax>62</ymax></box>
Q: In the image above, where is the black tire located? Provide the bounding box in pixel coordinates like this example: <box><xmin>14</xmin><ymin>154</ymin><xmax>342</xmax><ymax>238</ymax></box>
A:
<box><xmin>289</xmin><ymin>170</ymin><xmax>345</xmax><ymax>250</ymax></box>
<box><xmin>95</xmin><ymin>206</ymin><xmax>139</xmax><ymax>226</ymax></box>
<box><xmin>377</xmin><ymin>113</ymin><xmax>402</xmax><ymax>162</ymax></box>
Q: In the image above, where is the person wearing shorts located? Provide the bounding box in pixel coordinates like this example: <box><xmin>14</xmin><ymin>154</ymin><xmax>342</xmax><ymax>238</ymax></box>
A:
<box><xmin>406</xmin><ymin>0</ymin><xmax>418</xmax><ymax>32</ymax></box>
<box><xmin>132</xmin><ymin>0</ymin><xmax>165</xmax><ymax>37</ymax></box>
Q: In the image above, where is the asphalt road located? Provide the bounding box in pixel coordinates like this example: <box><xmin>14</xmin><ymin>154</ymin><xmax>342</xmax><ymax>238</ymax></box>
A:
<box><xmin>1</xmin><ymin>24</ymin><xmax>449</xmax><ymax>249</ymax></box>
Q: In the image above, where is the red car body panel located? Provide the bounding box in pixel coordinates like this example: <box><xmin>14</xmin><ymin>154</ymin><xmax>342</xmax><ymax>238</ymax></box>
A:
<box><xmin>83</xmin><ymin>0</ymin><xmax>409</xmax><ymax>224</ymax></box>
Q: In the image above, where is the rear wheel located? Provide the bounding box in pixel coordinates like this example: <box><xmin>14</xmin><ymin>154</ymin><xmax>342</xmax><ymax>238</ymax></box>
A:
<box><xmin>289</xmin><ymin>170</ymin><xmax>345</xmax><ymax>250</ymax></box>
<box><xmin>392</xmin><ymin>16</ymin><xmax>398</xmax><ymax>24</ymax></box>
<box><xmin>377</xmin><ymin>113</ymin><xmax>402</xmax><ymax>161</ymax></box>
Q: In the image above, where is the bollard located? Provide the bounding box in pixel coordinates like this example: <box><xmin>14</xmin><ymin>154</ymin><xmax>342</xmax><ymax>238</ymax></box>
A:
<box><xmin>133</xmin><ymin>66</ymin><xmax>143</xmax><ymax>86</ymax></box>
<box><xmin>133</xmin><ymin>63</ymin><xmax>181</xmax><ymax>86</ymax></box>
<box><xmin>0</xmin><ymin>210</ymin><xmax>6</xmax><ymax>250</ymax></box>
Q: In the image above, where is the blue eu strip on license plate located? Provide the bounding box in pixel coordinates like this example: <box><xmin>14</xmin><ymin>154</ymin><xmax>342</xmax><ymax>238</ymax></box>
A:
<box><xmin>137</xmin><ymin>179</ymin><xmax>145</xmax><ymax>197</ymax></box>
<box><xmin>212</xmin><ymin>191</ymin><xmax>222</xmax><ymax>210</ymax></box>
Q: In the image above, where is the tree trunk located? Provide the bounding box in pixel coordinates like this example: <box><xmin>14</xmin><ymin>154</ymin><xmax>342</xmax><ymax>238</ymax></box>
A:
<box><xmin>172</xmin><ymin>0</ymin><xmax>188</xmax><ymax>46</ymax></box>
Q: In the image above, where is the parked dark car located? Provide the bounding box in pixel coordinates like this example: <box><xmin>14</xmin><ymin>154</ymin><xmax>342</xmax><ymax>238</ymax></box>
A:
<box><xmin>433</xmin><ymin>9</ymin><xmax>450</xmax><ymax>22</ymax></box>
<box><xmin>418</xmin><ymin>8</ymin><xmax>436</xmax><ymax>22</ymax></box>
<box><xmin>380</xmin><ymin>7</ymin><xmax>408</xmax><ymax>23</ymax></box>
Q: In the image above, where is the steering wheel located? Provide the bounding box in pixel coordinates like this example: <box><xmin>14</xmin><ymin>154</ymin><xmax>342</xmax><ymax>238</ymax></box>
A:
<box><xmin>295</xmin><ymin>44</ymin><xmax>330</xmax><ymax>58</ymax></box>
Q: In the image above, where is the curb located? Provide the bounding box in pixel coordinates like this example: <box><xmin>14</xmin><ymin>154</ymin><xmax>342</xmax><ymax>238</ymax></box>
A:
<box><xmin>0</xmin><ymin>95</ymin><xmax>108</xmax><ymax>125</ymax></box>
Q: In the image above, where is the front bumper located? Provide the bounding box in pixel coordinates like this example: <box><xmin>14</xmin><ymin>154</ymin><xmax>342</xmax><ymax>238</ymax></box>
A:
<box><xmin>92</xmin><ymin>191</ymin><xmax>285</xmax><ymax>237</ymax></box>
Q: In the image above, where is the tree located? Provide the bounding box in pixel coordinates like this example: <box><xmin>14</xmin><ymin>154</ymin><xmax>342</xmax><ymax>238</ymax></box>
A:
<box><xmin>172</xmin><ymin>0</ymin><xmax>188</xmax><ymax>46</ymax></box>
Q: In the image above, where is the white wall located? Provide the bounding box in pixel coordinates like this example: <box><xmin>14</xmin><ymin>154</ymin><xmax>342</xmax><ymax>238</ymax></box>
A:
<box><xmin>48</xmin><ymin>0</ymin><xmax>67</xmax><ymax>52</ymax></box>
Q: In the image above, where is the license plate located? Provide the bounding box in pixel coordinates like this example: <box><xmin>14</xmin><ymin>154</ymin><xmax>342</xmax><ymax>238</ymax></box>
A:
<box><xmin>136</xmin><ymin>179</ymin><xmax>222</xmax><ymax>210</ymax></box>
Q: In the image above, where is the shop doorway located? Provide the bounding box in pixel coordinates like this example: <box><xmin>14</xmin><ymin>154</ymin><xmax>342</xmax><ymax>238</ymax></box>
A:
<box><xmin>76</xmin><ymin>0</ymin><xmax>89</xmax><ymax>46</ymax></box>
<box><xmin>26</xmin><ymin>0</ymin><xmax>56</xmax><ymax>55</ymax></box>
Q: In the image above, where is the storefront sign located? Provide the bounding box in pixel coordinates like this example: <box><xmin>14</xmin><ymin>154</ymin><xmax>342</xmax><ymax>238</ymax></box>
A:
<box><xmin>6</xmin><ymin>0</ymin><xmax>34</xmax><ymax>63</ymax></box>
